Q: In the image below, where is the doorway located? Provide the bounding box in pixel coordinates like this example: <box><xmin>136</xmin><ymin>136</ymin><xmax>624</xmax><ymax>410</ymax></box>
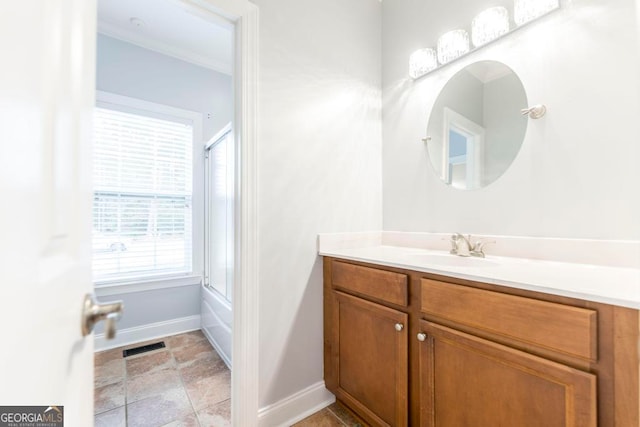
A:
<box><xmin>94</xmin><ymin>0</ymin><xmax>257</xmax><ymax>424</ymax></box>
<box><xmin>0</xmin><ymin>0</ymin><xmax>256</xmax><ymax>425</ymax></box>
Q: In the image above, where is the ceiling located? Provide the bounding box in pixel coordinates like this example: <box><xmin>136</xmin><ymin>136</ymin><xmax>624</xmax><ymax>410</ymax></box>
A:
<box><xmin>97</xmin><ymin>0</ymin><xmax>233</xmax><ymax>75</ymax></box>
<box><xmin>466</xmin><ymin>61</ymin><xmax>512</xmax><ymax>83</ymax></box>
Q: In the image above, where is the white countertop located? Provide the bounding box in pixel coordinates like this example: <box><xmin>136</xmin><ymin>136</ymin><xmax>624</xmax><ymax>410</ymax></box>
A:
<box><xmin>318</xmin><ymin>232</ymin><xmax>640</xmax><ymax>309</ymax></box>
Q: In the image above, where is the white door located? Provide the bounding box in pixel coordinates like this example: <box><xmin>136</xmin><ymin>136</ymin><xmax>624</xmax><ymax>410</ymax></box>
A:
<box><xmin>0</xmin><ymin>1</ymin><xmax>97</xmax><ymax>425</ymax></box>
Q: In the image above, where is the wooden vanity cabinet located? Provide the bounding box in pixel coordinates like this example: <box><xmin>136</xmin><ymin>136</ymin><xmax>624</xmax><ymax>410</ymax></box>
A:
<box><xmin>325</xmin><ymin>261</ymin><xmax>410</xmax><ymax>426</ymax></box>
<box><xmin>323</xmin><ymin>257</ymin><xmax>640</xmax><ymax>427</ymax></box>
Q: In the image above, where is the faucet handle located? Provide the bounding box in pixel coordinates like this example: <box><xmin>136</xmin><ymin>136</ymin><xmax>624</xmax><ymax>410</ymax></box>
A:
<box><xmin>448</xmin><ymin>234</ymin><xmax>459</xmax><ymax>254</ymax></box>
<box><xmin>470</xmin><ymin>239</ymin><xmax>495</xmax><ymax>257</ymax></box>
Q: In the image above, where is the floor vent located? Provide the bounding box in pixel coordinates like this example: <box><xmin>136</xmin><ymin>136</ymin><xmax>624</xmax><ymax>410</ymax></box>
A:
<box><xmin>122</xmin><ymin>341</ymin><xmax>166</xmax><ymax>358</ymax></box>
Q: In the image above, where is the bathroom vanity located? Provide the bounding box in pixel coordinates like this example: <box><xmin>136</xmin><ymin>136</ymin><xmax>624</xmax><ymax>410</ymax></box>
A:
<box><xmin>320</xmin><ymin>233</ymin><xmax>640</xmax><ymax>427</ymax></box>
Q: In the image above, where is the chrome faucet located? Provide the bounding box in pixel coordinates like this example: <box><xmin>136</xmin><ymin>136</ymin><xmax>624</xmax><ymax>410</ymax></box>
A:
<box><xmin>450</xmin><ymin>233</ymin><xmax>493</xmax><ymax>258</ymax></box>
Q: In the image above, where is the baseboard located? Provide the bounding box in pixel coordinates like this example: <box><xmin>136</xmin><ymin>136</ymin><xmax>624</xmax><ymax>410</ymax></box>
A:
<box><xmin>257</xmin><ymin>381</ymin><xmax>335</xmax><ymax>427</ymax></box>
<box><xmin>95</xmin><ymin>315</ymin><xmax>201</xmax><ymax>352</ymax></box>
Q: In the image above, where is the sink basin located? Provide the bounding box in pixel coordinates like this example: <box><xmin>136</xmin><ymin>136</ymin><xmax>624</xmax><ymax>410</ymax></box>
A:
<box><xmin>405</xmin><ymin>252</ymin><xmax>497</xmax><ymax>268</ymax></box>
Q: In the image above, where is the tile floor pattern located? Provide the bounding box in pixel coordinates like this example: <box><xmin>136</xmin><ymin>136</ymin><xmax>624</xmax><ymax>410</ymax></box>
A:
<box><xmin>94</xmin><ymin>330</ymin><xmax>230</xmax><ymax>427</ymax></box>
<box><xmin>94</xmin><ymin>330</ymin><xmax>366</xmax><ymax>427</ymax></box>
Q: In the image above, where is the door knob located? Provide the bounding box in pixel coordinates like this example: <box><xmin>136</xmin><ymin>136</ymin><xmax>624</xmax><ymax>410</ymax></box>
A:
<box><xmin>417</xmin><ymin>333</ymin><xmax>427</xmax><ymax>342</ymax></box>
<box><xmin>395</xmin><ymin>323</ymin><xmax>404</xmax><ymax>332</ymax></box>
<box><xmin>81</xmin><ymin>294</ymin><xmax>124</xmax><ymax>340</ymax></box>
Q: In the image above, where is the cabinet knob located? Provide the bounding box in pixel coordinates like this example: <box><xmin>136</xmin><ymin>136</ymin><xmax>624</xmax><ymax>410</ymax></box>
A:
<box><xmin>417</xmin><ymin>333</ymin><xmax>427</xmax><ymax>342</ymax></box>
<box><xmin>395</xmin><ymin>323</ymin><xmax>404</xmax><ymax>332</ymax></box>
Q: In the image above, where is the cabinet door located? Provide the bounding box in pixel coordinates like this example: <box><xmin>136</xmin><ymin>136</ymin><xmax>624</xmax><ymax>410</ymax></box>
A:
<box><xmin>418</xmin><ymin>320</ymin><xmax>596</xmax><ymax>427</ymax></box>
<box><xmin>329</xmin><ymin>291</ymin><xmax>408</xmax><ymax>426</ymax></box>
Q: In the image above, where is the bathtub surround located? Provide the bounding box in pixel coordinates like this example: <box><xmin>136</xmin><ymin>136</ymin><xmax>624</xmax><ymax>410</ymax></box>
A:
<box><xmin>201</xmin><ymin>284</ymin><xmax>232</xmax><ymax>368</ymax></box>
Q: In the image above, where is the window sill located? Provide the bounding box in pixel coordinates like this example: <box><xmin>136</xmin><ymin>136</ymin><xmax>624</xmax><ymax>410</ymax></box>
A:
<box><xmin>94</xmin><ymin>274</ymin><xmax>202</xmax><ymax>297</ymax></box>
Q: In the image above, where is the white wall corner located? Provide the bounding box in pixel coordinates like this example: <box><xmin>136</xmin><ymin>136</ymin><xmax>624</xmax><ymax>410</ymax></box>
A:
<box><xmin>94</xmin><ymin>315</ymin><xmax>201</xmax><ymax>352</ymax></box>
<box><xmin>257</xmin><ymin>382</ymin><xmax>335</xmax><ymax>427</ymax></box>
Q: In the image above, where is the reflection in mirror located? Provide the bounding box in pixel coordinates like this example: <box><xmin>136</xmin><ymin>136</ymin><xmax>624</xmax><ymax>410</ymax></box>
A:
<box><xmin>426</xmin><ymin>60</ymin><xmax>528</xmax><ymax>190</ymax></box>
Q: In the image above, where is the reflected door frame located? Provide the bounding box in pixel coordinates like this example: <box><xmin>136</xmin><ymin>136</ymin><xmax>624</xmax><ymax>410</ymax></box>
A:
<box><xmin>442</xmin><ymin>107</ymin><xmax>484</xmax><ymax>190</ymax></box>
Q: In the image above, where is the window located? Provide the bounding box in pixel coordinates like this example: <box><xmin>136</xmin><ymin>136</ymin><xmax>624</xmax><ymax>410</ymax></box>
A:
<box><xmin>92</xmin><ymin>95</ymin><xmax>198</xmax><ymax>284</ymax></box>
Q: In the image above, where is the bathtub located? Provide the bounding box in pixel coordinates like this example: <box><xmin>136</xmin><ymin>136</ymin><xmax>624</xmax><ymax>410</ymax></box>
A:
<box><xmin>201</xmin><ymin>284</ymin><xmax>232</xmax><ymax>368</ymax></box>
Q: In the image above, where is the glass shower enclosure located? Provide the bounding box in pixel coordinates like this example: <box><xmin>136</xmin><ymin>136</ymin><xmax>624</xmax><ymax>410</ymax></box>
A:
<box><xmin>202</xmin><ymin>122</ymin><xmax>234</xmax><ymax>367</ymax></box>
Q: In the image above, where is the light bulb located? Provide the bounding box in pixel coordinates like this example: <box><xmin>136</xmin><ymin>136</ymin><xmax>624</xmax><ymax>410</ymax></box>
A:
<box><xmin>514</xmin><ymin>0</ymin><xmax>559</xmax><ymax>26</ymax></box>
<box><xmin>437</xmin><ymin>30</ymin><xmax>470</xmax><ymax>65</ymax></box>
<box><xmin>409</xmin><ymin>48</ymin><xmax>438</xmax><ymax>79</ymax></box>
<box><xmin>472</xmin><ymin>7</ymin><xmax>509</xmax><ymax>47</ymax></box>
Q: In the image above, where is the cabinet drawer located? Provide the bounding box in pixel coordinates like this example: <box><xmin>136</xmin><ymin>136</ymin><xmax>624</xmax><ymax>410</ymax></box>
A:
<box><xmin>332</xmin><ymin>261</ymin><xmax>408</xmax><ymax>306</ymax></box>
<box><xmin>421</xmin><ymin>279</ymin><xmax>597</xmax><ymax>361</ymax></box>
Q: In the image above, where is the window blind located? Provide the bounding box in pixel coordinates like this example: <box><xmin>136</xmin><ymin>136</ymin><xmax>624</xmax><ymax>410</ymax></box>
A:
<box><xmin>92</xmin><ymin>106</ymin><xmax>193</xmax><ymax>282</ymax></box>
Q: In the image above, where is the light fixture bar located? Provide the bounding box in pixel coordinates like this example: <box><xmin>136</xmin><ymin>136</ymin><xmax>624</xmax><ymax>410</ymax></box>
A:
<box><xmin>409</xmin><ymin>0</ymin><xmax>561</xmax><ymax>80</ymax></box>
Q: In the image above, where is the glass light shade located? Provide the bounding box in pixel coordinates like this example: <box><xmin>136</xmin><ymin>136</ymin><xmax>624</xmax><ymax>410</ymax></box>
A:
<box><xmin>514</xmin><ymin>0</ymin><xmax>559</xmax><ymax>26</ymax></box>
<box><xmin>409</xmin><ymin>48</ymin><xmax>438</xmax><ymax>79</ymax></box>
<box><xmin>472</xmin><ymin>7</ymin><xmax>510</xmax><ymax>47</ymax></box>
<box><xmin>437</xmin><ymin>29</ymin><xmax>470</xmax><ymax>65</ymax></box>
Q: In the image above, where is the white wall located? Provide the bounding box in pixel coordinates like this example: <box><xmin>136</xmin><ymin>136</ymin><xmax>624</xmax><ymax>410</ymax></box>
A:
<box><xmin>95</xmin><ymin>285</ymin><xmax>201</xmax><ymax>334</ymax></box>
<box><xmin>382</xmin><ymin>0</ymin><xmax>640</xmax><ymax>239</ymax></box>
<box><xmin>251</xmin><ymin>0</ymin><xmax>382</xmax><ymax>408</ymax></box>
<box><xmin>96</xmin><ymin>34</ymin><xmax>232</xmax><ymax>142</ymax></box>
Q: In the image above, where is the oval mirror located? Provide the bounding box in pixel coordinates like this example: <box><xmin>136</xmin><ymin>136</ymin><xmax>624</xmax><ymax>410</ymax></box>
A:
<box><xmin>426</xmin><ymin>60</ymin><xmax>528</xmax><ymax>190</ymax></box>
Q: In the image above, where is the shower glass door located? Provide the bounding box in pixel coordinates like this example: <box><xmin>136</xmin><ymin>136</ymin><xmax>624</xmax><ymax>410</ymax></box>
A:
<box><xmin>204</xmin><ymin>123</ymin><xmax>234</xmax><ymax>302</ymax></box>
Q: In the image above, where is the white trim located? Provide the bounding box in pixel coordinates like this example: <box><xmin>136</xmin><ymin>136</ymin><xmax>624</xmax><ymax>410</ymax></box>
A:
<box><xmin>233</xmin><ymin>5</ymin><xmax>260</xmax><ymax>426</ymax></box>
<box><xmin>94</xmin><ymin>315</ymin><xmax>201</xmax><ymax>352</ymax></box>
<box><xmin>97</xmin><ymin>23</ymin><xmax>232</xmax><ymax>75</ymax></box>
<box><xmin>257</xmin><ymin>382</ymin><xmax>335</xmax><ymax>427</ymax></box>
<box><xmin>95</xmin><ymin>275</ymin><xmax>201</xmax><ymax>297</ymax></box>
<box><xmin>442</xmin><ymin>107</ymin><xmax>485</xmax><ymax>189</ymax></box>
<box><xmin>96</xmin><ymin>90</ymin><xmax>202</xmax><ymax>124</ymax></box>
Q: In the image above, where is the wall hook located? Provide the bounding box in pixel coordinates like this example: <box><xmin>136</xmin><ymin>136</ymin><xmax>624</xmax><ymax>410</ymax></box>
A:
<box><xmin>422</xmin><ymin>136</ymin><xmax>432</xmax><ymax>143</ymax></box>
<box><xmin>521</xmin><ymin>104</ymin><xmax>546</xmax><ymax>119</ymax></box>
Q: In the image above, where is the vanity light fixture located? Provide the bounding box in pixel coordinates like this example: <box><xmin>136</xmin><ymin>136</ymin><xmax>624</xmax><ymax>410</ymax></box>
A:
<box><xmin>472</xmin><ymin>7</ymin><xmax>510</xmax><ymax>47</ymax></box>
<box><xmin>514</xmin><ymin>0</ymin><xmax>559</xmax><ymax>26</ymax></box>
<box><xmin>437</xmin><ymin>29</ymin><xmax>470</xmax><ymax>65</ymax></box>
<box><xmin>409</xmin><ymin>48</ymin><xmax>438</xmax><ymax>79</ymax></box>
<box><xmin>410</xmin><ymin>1</ymin><xmax>560</xmax><ymax>80</ymax></box>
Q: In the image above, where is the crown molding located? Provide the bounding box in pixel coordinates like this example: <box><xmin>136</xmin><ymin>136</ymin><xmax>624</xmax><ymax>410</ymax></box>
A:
<box><xmin>98</xmin><ymin>21</ymin><xmax>232</xmax><ymax>75</ymax></box>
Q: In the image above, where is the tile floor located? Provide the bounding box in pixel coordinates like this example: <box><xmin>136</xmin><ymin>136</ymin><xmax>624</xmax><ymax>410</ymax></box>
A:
<box><xmin>94</xmin><ymin>330</ymin><xmax>366</xmax><ymax>426</ymax></box>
